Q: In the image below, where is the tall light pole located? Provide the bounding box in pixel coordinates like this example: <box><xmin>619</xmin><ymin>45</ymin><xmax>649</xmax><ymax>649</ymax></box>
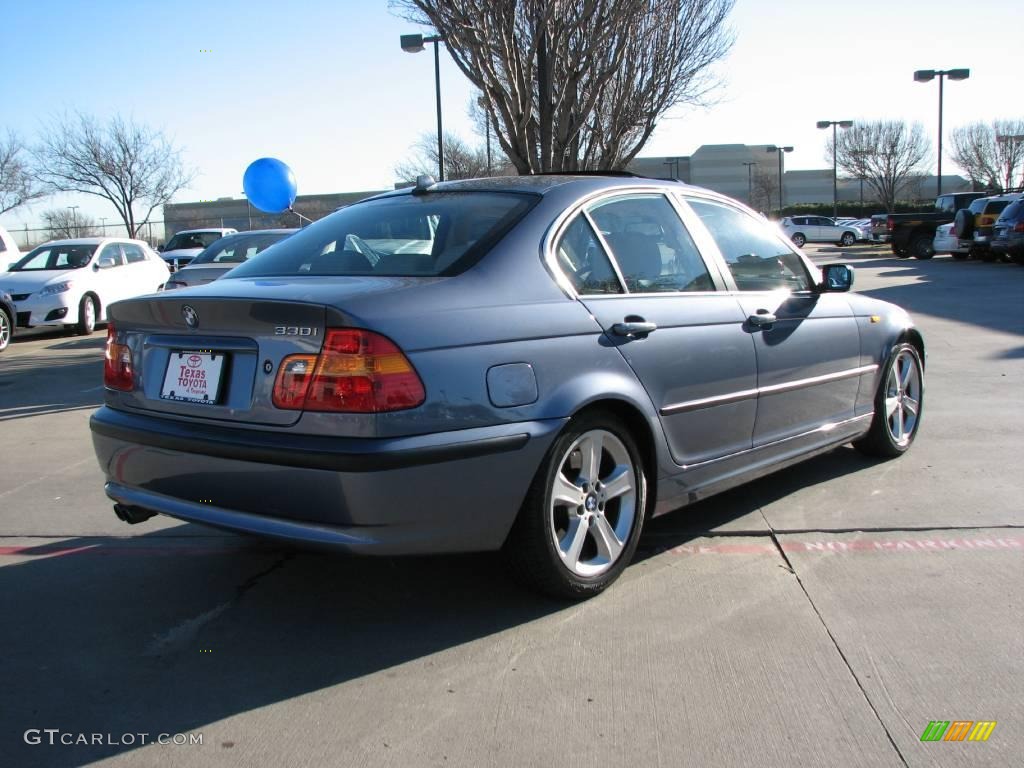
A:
<box><xmin>766</xmin><ymin>146</ymin><xmax>793</xmax><ymax>216</ymax></box>
<box><xmin>816</xmin><ymin>120</ymin><xmax>853</xmax><ymax>219</ymax></box>
<box><xmin>99</xmin><ymin>217</ymin><xmax>107</xmax><ymax>235</ymax></box>
<box><xmin>67</xmin><ymin>205</ymin><xmax>80</xmax><ymax>238</ymax></box>
<box><xmin>477</xmin><ymin>96</ymin><xmax>493</xmax><ymax>176</ymax></box>
<box><xmin>914</xmin><ymin>68</ymin><xmax>970</xmax><ymax>196</ymax></box>
<box><xmin>401</xmin><ymin>33</ymin><xmax>446</xmax><ymax>181</ymax></box>
<box><xmin>742</xmin><ymin>161</ymin><xmax>757</xmax><ymax>205</ymax></box>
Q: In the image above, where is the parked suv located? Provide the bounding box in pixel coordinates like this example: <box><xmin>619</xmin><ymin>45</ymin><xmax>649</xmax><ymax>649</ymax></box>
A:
<box><xmin>780</xmin><ymin>216</ymin><xmax>859</xmax><ymax>248</ymax></box>
<box><xmin>953</xmin><ymin>193</ymin><xmax>1022</xmax><ymax>261</ymax></box>
<box><xmin>991</xmin><ymin>198</ymin><xmax>1024</xmax><ymax>265</ymax></box>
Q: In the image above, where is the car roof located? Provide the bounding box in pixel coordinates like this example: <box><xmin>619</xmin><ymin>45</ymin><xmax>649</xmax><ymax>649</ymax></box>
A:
<box><xmin>367</xmin><ymin>173</ymin><xmax>694</xmax><ymax>201</ymax></box>
<box><xmin>36</xmin><ymin>237</ymin><xmax>148</xmax><ymax>247</ymax></box>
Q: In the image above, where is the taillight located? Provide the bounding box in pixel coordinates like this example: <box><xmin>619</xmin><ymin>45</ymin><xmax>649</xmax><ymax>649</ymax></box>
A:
<box><xmin>1014</xmin><ymin>222</ymin><xmax>1024</xmax><ymax>233</ymax></box>
<box><xmin>103</xmin><ymin>324</ymin><xmax>134</xmax><ymax>391</ymax></box>
<box><xmin>273</xmin><ymin>329</ymin><xmax>425</xmax><ymax>413</ymax></box>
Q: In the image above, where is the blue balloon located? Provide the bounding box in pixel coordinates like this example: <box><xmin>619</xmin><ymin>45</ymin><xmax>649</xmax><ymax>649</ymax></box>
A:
<box><xmin>243</xmin><ymin>158</ymin><xmax>297</xmax><ymax>214</ymax></box>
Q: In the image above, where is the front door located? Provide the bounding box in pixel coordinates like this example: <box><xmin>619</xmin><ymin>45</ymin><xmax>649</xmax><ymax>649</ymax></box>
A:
<box><xmin>684</xmin><ymin>198</ymin><xmax>863</xmax><ymax>447</ymax></box>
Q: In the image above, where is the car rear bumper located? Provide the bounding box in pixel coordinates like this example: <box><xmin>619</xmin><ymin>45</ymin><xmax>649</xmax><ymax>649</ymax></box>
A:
<box><xmin>91</xmin><ymin>406</ymin><xmax>565</xmax><ymax>555</ymax></box>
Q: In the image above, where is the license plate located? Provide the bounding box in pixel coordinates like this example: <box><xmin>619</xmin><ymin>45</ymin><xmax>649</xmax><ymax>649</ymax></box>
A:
<box><xmin>161</xmin><ymin>350</ymin><xmax>225</xmax><ymax>404</ymax></box>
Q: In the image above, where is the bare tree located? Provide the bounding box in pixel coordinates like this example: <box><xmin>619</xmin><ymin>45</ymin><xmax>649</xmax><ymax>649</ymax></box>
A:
<box><xmin>751</xmin><ymin>168</ymin><xmax>776</xmax><ymax>214</ymax></box>
<box><xmin>827</xmin><ymin>121</ymin><xmax>931</xmax><ymax>211</ymax></box>
<box><xmin>33</xmin><ymin>113</ymin><xmax>195</xmax><ymax>238</ymax></box>
<box><xmin>393</xmin><ymin>0</ymin><xmax>734</xmax><ymax>173</ymax></box>
<box><xmin>41</xmin><ymin>208</ymin><xmax>98</xmax><ymax>239</ymax></box>
<box><xmin>395</xmin><ymin>131</ymin><xmax>495</xmax><ymax>182</ymax></box>
<box><xmin>0</xmin><ymin>131</ymin><xmax>46</xmax><ymax>215</ymax></box>
<box><xmin>950</xmin><ymin>120</ymin><xmax>1024</xmax><ymax>190</ymax></box>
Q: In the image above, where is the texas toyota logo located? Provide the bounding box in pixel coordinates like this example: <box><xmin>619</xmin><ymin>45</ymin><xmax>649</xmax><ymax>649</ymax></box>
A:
<box><xmin>187</xmin><ymin>354</ymin><xmax>202</xmax><ymax>368</ymax></box>
<box><xmin>181</xmin><ymin>305</ymin><xmax>199</xmax><ymax>329</ymax></box>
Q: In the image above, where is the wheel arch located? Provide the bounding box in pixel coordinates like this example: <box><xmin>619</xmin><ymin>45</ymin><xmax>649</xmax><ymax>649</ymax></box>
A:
<box><xmin>82</xmin><ymin>291</ymin><xmax>102</xmax><ymax>318</ymax></box>
<box><xmin>569</xmin><ymin>398</ymin><xmax>661</xmax><ymax>518</ymax></box>
<box><xmin>897</xmin><ymin>328</ymin><xmax>926</xmax><ymax>370</ymax></box>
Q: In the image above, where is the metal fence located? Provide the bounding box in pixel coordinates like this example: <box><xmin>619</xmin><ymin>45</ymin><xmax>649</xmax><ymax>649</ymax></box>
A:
<box><xmin>7</xmin><ymin>210</ymin><xmax>329</xmax><ymax>252</ymax></box>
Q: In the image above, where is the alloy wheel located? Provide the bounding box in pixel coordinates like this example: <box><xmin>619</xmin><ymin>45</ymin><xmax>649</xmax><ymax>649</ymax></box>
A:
<box><xmin>884</xmin><ymin>349</ymin><xmax>921</xmax><ymax>447</ymax></box>
<box><xmin>548</xmin><ymin>429</ymin><xmax>638</xmax><ymax>578</ymax></box>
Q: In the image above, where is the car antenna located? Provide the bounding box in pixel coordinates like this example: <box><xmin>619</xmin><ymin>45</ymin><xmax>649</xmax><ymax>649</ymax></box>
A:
<box><xmin>412</xmin><ymin>175</ymin><xmax>437</xmax><ymax>196</ymax></box>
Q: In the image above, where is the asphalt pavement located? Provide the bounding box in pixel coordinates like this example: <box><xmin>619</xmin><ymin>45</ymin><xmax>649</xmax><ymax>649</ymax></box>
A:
<box><xmin>1</xmin><ymin>244</ymin><xmax>1021</xmax><ymax>768</ymax></box>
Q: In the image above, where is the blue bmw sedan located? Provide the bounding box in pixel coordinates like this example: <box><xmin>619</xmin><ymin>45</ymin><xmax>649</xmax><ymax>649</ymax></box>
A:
<box><xmin>91</xmin><ymin>174</ymin><xmax>924</xmax><ymax>598</ymax></box>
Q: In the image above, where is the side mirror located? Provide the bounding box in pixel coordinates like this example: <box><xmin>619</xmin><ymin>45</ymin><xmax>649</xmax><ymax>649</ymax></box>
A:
<box><xmin>97</xmin><ymin>257</ymin><xmax>117</xmax><ymax>270</ymax></box>
<box><xmin>819</xmin><ymin>263</ymin><xmax>854</xmax><ymax>292</ymax></box>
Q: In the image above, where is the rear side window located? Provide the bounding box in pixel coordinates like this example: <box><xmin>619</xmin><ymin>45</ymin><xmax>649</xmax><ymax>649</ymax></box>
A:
<box><xmin>228</xmin><ymin>192</ymin><xmax>538</xmax><ymax>278</ymax></box>
<box><xmin>983</xmin><ymin>200</ymin><xmax>1010</xmax><ymax>216</ymax></box>
<box><xmin>588</xmin><ymin>194</ymin><xmax>713</xmax><ymax>293</ymax></box>
<box><xmin>999</xmin><ymin>200</ymin><xmax>1023</xmax><ymax>220</ymax></box>
<box><xmin>122</xmin><ymin>244</ymin><xmax>146</xmax><ymax>263</ymax></box>
<box><xmin>687</xmin><ymin>198</ymin><xmax>811</xmax><ymax>292</ymax></box>
<box><xmin>555</xmin><ymin>215</ymin><xmax>623</xmax><ymax>295</ymax></box>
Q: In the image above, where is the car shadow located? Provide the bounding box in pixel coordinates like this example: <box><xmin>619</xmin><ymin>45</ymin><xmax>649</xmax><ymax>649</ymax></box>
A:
<box><xmin>0</xmin><ymin>437</ymin><xmax>893</xmax><ymax>767</ymax></box>
<box><xmin>852</xmin><ymin>255</ymin><xmax>1024</xmax><ymax>338</ymax></box>
<box><xmin>0</xmin><ymin>332</ymin><xmax>105</xmax><ymax>420</ymax></box>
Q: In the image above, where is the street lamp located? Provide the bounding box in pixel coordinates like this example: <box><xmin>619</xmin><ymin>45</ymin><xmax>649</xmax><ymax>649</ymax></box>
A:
<box><xmin>742</xmin><ymin>161</ymin><xmax>757</xmax><ymax>205</ymax></box>
<box><xmin>67</xmin><ymin>205</ymin><xmax>80</xmax><ymax>238</ymax></box>
<box><xmin>914</xmin><ymin>68</ymin><xmax>970</xmax><ymax>196</ymax></box>
<box><xmin>766</xmin><ymin>146</ymin><xmax>793</xmax><ymax>215</ymax></box>
<box><xmin>401</xmin><ymin>33</ymin><xmax>446</xmax><ymax>181</ymax></box>
<box><xmin>816</xmin><ymin>120</ymin><xmax>854</xmax><ymax>219</ymax></box>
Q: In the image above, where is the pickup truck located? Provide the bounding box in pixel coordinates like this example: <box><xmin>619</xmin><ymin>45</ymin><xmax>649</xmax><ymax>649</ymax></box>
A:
<box><xmin>871</xmin><ymin>192</ymin><xmax>986</xmax><ymax>259</ymax></box>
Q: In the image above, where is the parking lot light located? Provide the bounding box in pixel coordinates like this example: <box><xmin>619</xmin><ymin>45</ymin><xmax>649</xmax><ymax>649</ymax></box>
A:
<box><xmin>766</xmin><ymin>146</ymin><xmax>793</xmax><ymax>216</ymax></box>
<box><xmin>401</xmin><ymin>33</ymin><xmax>447</xmax><ymax>182</ymax></box>
<box><xmin>914</xmin><ymin>68</ymin><xmax>970</xmax><ymax>195</ymax></box>
<box><xmin>817</xmin><ymin>120</ymin><xmax>854</xmax><ymax>219</ymax></box>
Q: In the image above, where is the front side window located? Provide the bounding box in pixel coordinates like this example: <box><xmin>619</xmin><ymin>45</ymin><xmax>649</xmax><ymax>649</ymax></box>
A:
<box><xmin>11</xmin><ymin>244</ymin><xmax>97</xmax><ymax>271</ymax></box>
<box><xmin>687</xmin><ymin>198</ymin><xmax>812</xmax><ymax>292</ymax></box>
<box><xmin>587</xmin><ymin>194</ymin><xmax>714</xmax><ymax>293</ymax></box>
<box><xmin>165</xmin><ymin>232</ymin><xmax>225</xmax><ymax>251</ymax></box>
<box><xmin>554</xmin><ymin>215</ymin><xmax>623</xmax><ymax>295</ymax></box>
<box><xmin>98</xmin><ymin>243</ymin><xmax>125</xmax><ymax>266</ymax></box>
<box><xmin>229</xmin><ymin>192</ymin><xmax>538</xmax><ymax>278</ymax></box>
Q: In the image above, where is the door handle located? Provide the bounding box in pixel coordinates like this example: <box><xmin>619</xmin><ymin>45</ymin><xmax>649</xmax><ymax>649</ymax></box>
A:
<box><xmin>611</xmin><ymin>320</ymin><xmax>657</xmax><ymax>337</ymax></box>
<box><xmin>747</xmin><ymin>310</ymin><xmax>777</xmax><ymax>327</ymax></box>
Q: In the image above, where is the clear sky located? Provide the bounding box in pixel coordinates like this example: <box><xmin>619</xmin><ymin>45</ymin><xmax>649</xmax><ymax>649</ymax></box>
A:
<box><xmin>1</xmin><ymin>0</ymin><xmax>1018</xmax><ymax>232</ymax></box>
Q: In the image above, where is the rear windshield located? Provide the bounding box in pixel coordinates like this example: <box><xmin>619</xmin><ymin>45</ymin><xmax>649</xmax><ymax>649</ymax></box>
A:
<box><xmin>998</xmin><ymin>200</ymin><xmax>1023</xmax><ymax>220</ymax></box>
<box><xmin>226</xmin><ymin>192</ymin><xmax>539</xmax><ymax>278</ymax></box>
<box><xmin>190</xmin><ymin>232</ymin><xmax>293</xmax><ymax>265</ymax></box>
<box><xmin>982</xmin><ymin>200</ymin><xmax>1011</xmax><ymax>216</ymax></box>
<box><xmin>11</xmin><ymin>244</ymin><xmax>97</xmax><ymax>271</ymax></box>
<box><xmin>165</xmin><ymin>232</ymin><xmax>226</xmax><ymax>251</ymax></box>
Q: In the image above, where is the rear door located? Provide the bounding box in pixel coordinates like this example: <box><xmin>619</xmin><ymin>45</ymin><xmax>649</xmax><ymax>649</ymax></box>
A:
<box><xmin>684</xmin><ymin>197</ymin><xmax>863</xmax><ymax>447</ymax></box>
<box><xmin>558</xmin><ymin>192</ymin><xmax>758</xmax><ymax>466</ymax></box>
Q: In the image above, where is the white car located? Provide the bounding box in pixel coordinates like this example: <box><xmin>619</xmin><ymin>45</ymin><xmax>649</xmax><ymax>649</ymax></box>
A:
<box><xmin>780</xmin><ymin>216</ymin><xmax>860</xmax><ymax>248</ymax></box>
<box><xmin>0</xmin><ymin>238</ymin><xmax>170</xmax><ymax>335</ymax></box>
<box><xmin>932</xmin><ymin>222</ymin><xmax>969</xmax><ymax>259</ymax></box>
<box><xmin>1</xmin><ymin>225</ymin><xmax>22</xmax><ymax>271</ymax></box>
<box><xmin>158</xmin><ymin>228</ymin><xmax>236</xmax><ymax>272</ymax></box>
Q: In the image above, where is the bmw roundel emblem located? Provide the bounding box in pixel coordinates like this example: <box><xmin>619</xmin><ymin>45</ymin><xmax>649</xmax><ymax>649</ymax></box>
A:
<box><xmin>182</xmin><ymin>305</ymin><xmax>199</xmax><ymax>329</ymax></box>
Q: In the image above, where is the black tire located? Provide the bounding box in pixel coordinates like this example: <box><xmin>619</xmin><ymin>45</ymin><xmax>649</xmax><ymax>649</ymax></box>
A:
<box><xmin>1012</xmin><ymin>251</ymin><xmax>1024</xmax><ymax>266</ymax></box>
<box><xmin>503</xmin><ymin>411</ymin><xmax>647</xmax><ymax>600</ymax></box>
<box><xmin>76</xmin><ymin>295</ymin><xmax>97</xmax><ymax>336</ymax></box>
<box><xmin>953</xmin><ymin>209</ymin><xmax>974</xmax><ymax>239</ymax></box>
<box><xmin>790</xmin><ymin>233</ymin><xmax>806</xmax><ymax>248</ymax></box>
<box><xmin>891</xmin><ymin>242</ymin><xmax>910</xmax><ymax>258</ymax></box>
<box><xmin>840</xmin><ymin>232</ymin><xmax>856</xmax><ymax>247</ymax></box>
<box><xmin>951</xmin><ymin>251</ymin><xmax>969</xmax><ymax>261</ymax></box>
<box><xmin>853</xmin><ymin>343</ymin><xmax>924</xmax><ymax>458</ymax></box>
<box><xmin>0</xmin><ymin>308</ymin><xmax>11</xmax><ymax>353</ymax></box>
<box><xmin>910</xmin><ymin>235</ymin><xmax>934</xmax><ymax>259</ymax></box>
